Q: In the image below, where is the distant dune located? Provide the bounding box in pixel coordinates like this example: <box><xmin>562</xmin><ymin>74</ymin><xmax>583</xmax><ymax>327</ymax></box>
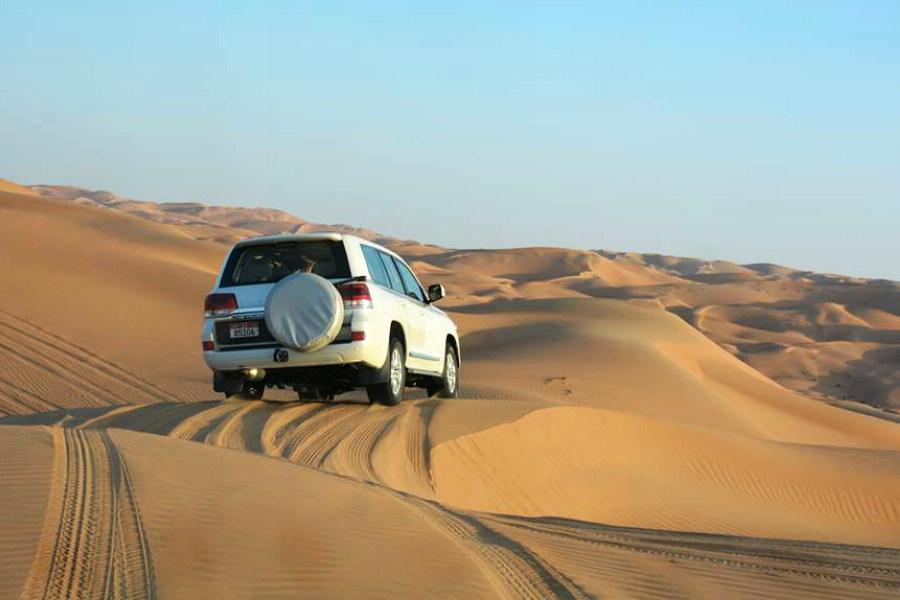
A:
<box><xmin>0</xmin><ymin>177</ymin><xmax>37</xmax><ymax>196</ymax></box>
<box><xmin>1</xmin><ymin>179</ymin><xmax>899</xmax><ymax>598</ymax></box>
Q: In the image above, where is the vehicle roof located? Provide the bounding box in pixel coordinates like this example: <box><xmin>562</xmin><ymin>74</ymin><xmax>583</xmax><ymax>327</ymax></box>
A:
<box><xmin>231</xmin><ymin>232</ymin><xmax>401</xmax><ymax>259</ymax></box>
<box><xmin>234</xmin><ymin>231</ymin><xmax>354</xmax><ymax>246</ymax></box>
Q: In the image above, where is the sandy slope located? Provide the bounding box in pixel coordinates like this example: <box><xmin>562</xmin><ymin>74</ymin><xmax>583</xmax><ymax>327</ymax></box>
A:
<box><xmin>0</xmin><ymin>189</ymin><xmax>221</xmax><ymax>410</ymax></box>
<box><xmin>2</xmin><ymin>416</ymin><xmax>899</xmax><ymax>599</ymax></box>
<box><xmin>1</xmin><ymin>181</ymin><xmax>900</xmax><ymax>597</ymax></box>
<box><xmin>7</xmin><ymin>391</ymin><xmax>898</xmax><ymax>548</ymax></box>
<box><xmin>0</xmin><ymin>178</ymin><xmax>37</xmax><ymax>196</ymax></box>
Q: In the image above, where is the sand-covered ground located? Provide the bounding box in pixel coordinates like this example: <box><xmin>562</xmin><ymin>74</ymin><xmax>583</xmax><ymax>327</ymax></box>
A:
<box><xmin>1</xmin><ymin>182</ymin><xmax>899</xmax><ymax>598</ymax></box>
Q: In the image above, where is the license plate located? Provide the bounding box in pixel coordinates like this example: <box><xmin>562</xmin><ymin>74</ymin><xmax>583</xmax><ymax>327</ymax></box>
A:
<box><xmin>229</xmin><ymin>321</ymin><xmax>259</xmax><ymax>339</ymax></box>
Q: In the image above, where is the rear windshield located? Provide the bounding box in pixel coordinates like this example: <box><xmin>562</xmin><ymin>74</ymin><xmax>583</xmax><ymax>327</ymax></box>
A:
<box><xmin>221</xmin><ymin>240</ymin><xmax>350</xmax><ymax>286</ymax></box>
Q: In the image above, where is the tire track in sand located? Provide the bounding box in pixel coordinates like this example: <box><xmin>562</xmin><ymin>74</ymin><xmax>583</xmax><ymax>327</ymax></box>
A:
<box><xmin>151</xmin><ymin>400</ymin><xmax>437</xmax><ymax>498</ymax></box>
<box><xmin>392</xmin><ymin>493</ymin><xmax>590</xmax><ymax>600</ymax></box>
<box><xmin>48</xmin><ymin>402</ymin><xmax>585</xmax><ymax>599</ymax></box>
<box><xmin>485</xmin><ymin>515</ymin><xmax>900</xmax><ymax>594</ymax></box>
<box><xmin>0</xmin><ymin>308</ymin><xmax>180</xmax><ymax>408</ymax></box>
<box><xmin>18</xmin><ymin>428</ymin><xmax>156</xmax><ymax>600</ymax></box>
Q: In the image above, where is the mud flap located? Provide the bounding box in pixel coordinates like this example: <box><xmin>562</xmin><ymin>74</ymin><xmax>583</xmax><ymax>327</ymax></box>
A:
<box><xmin>213</xmin><ymin>371</ymin><xmax>244</xmax><ymax>396</ymax></box>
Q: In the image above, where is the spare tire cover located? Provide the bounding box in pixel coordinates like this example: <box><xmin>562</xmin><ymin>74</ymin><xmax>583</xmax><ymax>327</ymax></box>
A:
<box><xmin>264</xmin><ymin>273</ymin><xmax>344</xmax><ymax>352</ymax></box>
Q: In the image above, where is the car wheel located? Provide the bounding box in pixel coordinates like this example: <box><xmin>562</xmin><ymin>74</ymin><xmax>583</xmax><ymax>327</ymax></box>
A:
<box><xmin>367</xmin><ymin>338</ymin><xmax>405</xmax><ymax>406</ymax></box>
<box><xmin>427</xmin><ymin>344</ymin><xmax>459</xmax><ymax>398</ymax></box>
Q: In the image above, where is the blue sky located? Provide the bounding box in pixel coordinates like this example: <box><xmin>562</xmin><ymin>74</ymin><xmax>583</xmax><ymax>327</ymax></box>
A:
<box><xmin>2</xmin><ymin>1</ymin><xmax>898</xmax><ymax>278</ymax></box>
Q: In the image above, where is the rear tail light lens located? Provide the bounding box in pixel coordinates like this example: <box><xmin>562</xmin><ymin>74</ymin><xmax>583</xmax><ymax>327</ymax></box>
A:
<box><xmin>202</xmin><ymin>341</ymin><xmax>215</xmax><ymax>351</ymax></box>
<box><xmin>204</xmin><ymin>293</ymin><xmax>238</xmax><ymax>317</ymax></box>
<box><xmin>338</xmin><ymin>282</ymin><xmax>373</xmax><ymax>309</ymax></box>
<box><xmin>351</xmin><ymin>331</ymin><xmax>366</xmax><ymax>341</ymax></box>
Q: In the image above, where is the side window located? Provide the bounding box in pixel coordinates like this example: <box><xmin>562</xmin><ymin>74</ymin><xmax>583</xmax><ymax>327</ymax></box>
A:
<box><xmin>378</xmin><ymin>251</ymin><xmax>405</xmax><ymax>294</ymax></box>
<box><xmin>361</xmin><ymin>245</ymin><xmax>390</xmax><ymax>288</ymax></box>
<box><xmin>392</xmin><ymin>257</ymin><xmax>426</xmax><ymax>303</ymax></box>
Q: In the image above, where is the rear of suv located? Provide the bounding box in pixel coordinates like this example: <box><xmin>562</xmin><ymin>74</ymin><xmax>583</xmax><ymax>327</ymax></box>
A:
<box><xmin>201</xmin><ymin>232</ymin><xmax>460</xmax><ymax>405</ymax></box>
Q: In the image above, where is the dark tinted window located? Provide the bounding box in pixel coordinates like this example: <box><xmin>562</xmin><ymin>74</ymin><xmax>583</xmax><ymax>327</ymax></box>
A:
<box><xmin>392</xmin><ymin>257</ymin><xmax>426</xmax><ymax>302</ymax></box>
<box><xmin>221</xmin><ymin>241</ymin><xmax>350</xmax><ymax>286</ymax></box>
<box><xmin>361</xmin><ymin>245</ymin><xmax>390</xmax><ymax>287</ymax></box>
<box><xmin>378</xmin><ymin>251</ymin><xmax>405</xmax><ymax>293</ymax></box>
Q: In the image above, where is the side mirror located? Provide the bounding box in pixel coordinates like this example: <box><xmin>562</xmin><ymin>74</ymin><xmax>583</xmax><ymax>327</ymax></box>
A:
<box><xmin>427</xmin><ymin>284</ymin><xmax>446</xmax><ymax>303</ymax></box>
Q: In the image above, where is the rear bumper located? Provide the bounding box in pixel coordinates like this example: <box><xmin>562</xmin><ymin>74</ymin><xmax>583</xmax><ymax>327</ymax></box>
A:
<box><xmin>203</xmin><ymin>339</ymin><xmax>384</xmax><ymax>372</ymax></box>
<box><xmin>201</xmin><ymin>307</ymin><xmax>390</xmax><ymax>373</ymax></box>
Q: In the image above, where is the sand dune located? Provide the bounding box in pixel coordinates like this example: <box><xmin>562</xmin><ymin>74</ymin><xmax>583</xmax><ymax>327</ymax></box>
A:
<box><xmin>0</xmin><ymin>177</ymin><xmax>37</xmax><ymax>196</ymax></box>
<box><xmin>2</xmin><ymin>414</ymin><xmax>899</xmax><ymax>599</ymax></box>
<box><xmin>6</xmin><ymin>391</ymin><xmax>898</xmax><ymax>547</ymax></box>
<box><xmin>26</xmin><ymin>181</ymin><xmax>899</xmax><ymax>411</ymax></box>
<box><xmin>31</xmin><ymin>185</ymin><xmax>398</xmax><ymax>246</ymax></box>
<box><xmin>1</xmin><ymin>178</ymin><xmax>899</xmax><ymax>597</ymax></box>
<box><xmin>0</xmin><ymin>189</ymin><xmax>221</xmax><ymax>410</ymax></box>
<box><xmin>24</xmin><ymin>184</ymin><xmax>900</xmax><ymax>410</ymax></box>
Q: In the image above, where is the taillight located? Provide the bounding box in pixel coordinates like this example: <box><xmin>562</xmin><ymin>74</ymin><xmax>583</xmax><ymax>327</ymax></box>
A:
<box><xmin>204</xmin><ymin>293</ymin><xmax>238</xmax><ymax>317</ymax></box>
<box><xmin>338</xmin><ymin>282</ymin><xmax>373</xmax><ymax>309</ymax></box>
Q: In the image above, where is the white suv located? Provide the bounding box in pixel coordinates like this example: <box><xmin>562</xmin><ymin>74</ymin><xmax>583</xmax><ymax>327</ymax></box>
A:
<box><xmin>201</xmin><ymin>233</ymin><xmax>460</xmax><ymax>405</ymax></box>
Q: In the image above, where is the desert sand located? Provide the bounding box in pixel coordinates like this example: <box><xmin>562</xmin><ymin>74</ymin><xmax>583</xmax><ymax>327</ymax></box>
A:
<box><xmin>1</xmin><ymin>182</ymin><xmax>899</xmax><ymax>598</ymax></box>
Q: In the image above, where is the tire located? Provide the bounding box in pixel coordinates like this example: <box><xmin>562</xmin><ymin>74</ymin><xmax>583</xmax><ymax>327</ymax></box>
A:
<box><xmin>367</xmin><ymin>338</ymin><xmax>406</xmax><ymax>406</ymax></box>
<box><xmin>427</xmin><ymin>344</ymin><xmax>459</xmax><ymax>398</ymax></box>
<box><xmin>265</xmin><ymin>273</ymin><xmax>344</xmax><ymax>352</ymax></box>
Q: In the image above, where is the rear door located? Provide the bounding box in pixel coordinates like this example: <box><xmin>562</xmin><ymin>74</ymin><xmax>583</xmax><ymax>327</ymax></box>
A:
<box><xmin>373</xmin><ymin>251</ymin><xmax>424</xmax><ymax>368</ymax></box>
<box><xmin>220</xmin><ymin>239</ymin><xmax>351</xmax><ymax>308</ymax></box>
<box><xmin>390</xmin><ymin>256</ymin><xmax>443</xmax><ymax>372</ymax></box>
<box><xmin>214</xmin><ymin>240</ymin><xmax>351</xmax><ymax>348</ymax></box>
